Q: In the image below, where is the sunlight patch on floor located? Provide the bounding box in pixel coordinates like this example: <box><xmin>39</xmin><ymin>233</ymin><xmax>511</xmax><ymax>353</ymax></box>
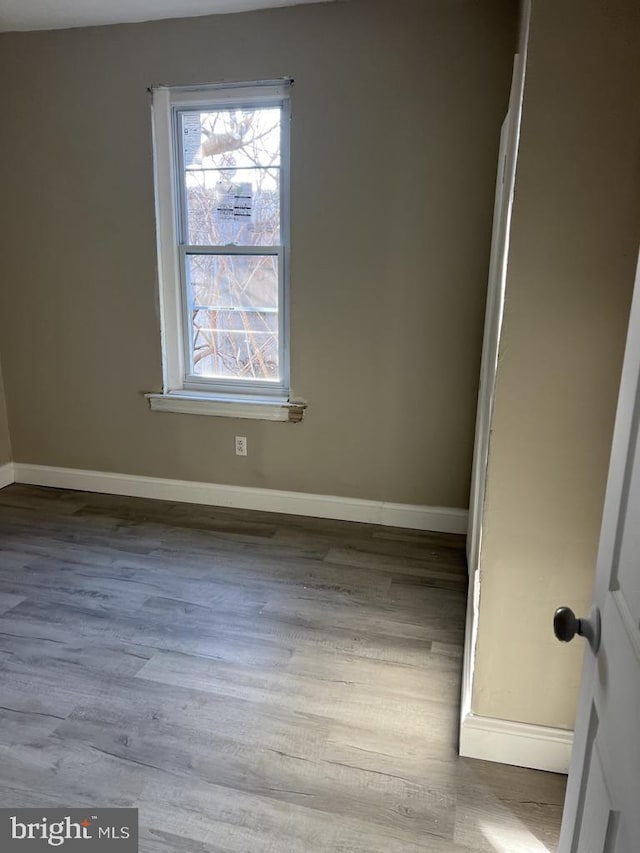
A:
<box><xmin>481</xmin><ymin>820</ymin><xmax>551</xmax><ymax>853</ymax></box>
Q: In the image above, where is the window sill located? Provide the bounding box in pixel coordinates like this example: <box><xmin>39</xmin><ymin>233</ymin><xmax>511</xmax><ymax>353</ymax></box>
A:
<box><xmin>145</xmin><ymin>392</ymin><xmax>306</xmax><ymax>422</ymax></box>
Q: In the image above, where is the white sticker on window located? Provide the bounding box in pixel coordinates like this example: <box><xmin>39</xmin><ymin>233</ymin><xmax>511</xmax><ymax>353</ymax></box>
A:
<box><xmin>182</xmin><ymin>114</ymin><xmax>202</xmax><ymax>166</ymax></box>
<box><xmin>214</xmin><ymin>181</ymin><xmax>253</xmax><ymax>221</ymax></box>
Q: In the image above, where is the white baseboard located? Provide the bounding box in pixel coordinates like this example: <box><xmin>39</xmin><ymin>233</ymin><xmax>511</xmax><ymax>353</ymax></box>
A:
<box><xmin>0</xmin><ymin>462</ymin><xmax>15</xmax><ymax>489</ymax></box>
<box><xmin>12</xmin><ymin>463</ymin><xmax>468</xmax><ymax>533</ymax></box>
<box><xmin>460</xmin><ymin>712</ymin><xmax>573</xmax><ymax>774</ymax></box>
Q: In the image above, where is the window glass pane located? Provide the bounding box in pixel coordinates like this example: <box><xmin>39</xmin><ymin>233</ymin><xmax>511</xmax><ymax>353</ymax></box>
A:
<box><xmin>186</xmin><ymin>167</ymin><xmax>280</xmax><ymax>246</ymax></box>
<box><xmin>181</xmin><ymin>107</ymin><xmax>281</xmax><ymax>171</ymax></box>
<box><xmin>187</xmin><ymin>254</ymin><xmax>279</xmax><ymax>381</ymax></box>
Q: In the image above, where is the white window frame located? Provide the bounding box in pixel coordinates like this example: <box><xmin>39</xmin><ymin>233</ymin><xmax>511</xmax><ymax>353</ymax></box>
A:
<box><xmin>148</xmin><ymin>80</ymin><xmax>303</xmax><ymax>421</ymax></box>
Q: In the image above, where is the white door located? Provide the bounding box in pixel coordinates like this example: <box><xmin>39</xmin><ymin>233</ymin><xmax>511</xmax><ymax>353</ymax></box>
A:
<box><xmin>466</xmin><ymin>50</ymin><xmax>526</xmax><ymax>574</ymax></box>
<box><xmin>556</xmin><ymin>247</ymin><xmax>640</xmax><ymax>852</ymax></box>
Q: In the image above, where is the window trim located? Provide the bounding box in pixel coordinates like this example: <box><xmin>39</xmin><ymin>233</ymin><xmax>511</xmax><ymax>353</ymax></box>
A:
<box><xmin>150</xmin><ymin>80</ymin><xmax>294</xmax><ymax>411</ymax></box>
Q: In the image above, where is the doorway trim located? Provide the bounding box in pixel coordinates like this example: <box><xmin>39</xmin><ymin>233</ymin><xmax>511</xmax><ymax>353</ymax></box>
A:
<box><xmin>456</xmin><ymin>0</ymin><xmax>575</xmax><ymax>774</ymax></box>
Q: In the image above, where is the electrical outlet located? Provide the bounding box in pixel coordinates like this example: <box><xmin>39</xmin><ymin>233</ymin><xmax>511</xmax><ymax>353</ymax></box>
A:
<box><xmin>235</xmin><ymin>436</ymin><xmax>247</xmax><ymax>456</ymax></box>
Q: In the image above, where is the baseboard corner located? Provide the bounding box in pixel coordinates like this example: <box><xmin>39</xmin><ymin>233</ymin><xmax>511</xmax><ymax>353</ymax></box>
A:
<box><xmin>0</xmin><ymin>462</ymin><xmax>15</xmax><ymax>490</ymax></box>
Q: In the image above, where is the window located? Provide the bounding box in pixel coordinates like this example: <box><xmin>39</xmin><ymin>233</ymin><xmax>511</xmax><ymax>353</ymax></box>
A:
<box><xmin>149</xmin><ymin>80</ymin><xmax>303</xmax><ymax>421</ymax></box>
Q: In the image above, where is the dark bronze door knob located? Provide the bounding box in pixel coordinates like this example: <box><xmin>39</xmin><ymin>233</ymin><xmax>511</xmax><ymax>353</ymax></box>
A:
<box><xmin>553</xmin><ymin>606</ymin><xmax>601</xmax><ymax>653</ymax></box>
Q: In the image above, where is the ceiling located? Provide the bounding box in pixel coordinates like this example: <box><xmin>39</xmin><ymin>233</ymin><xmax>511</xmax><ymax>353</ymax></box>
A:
<box><xmin>0</xmin><ymin>0</ymin><xmax>332</xmax><ymax>32</ymax></box>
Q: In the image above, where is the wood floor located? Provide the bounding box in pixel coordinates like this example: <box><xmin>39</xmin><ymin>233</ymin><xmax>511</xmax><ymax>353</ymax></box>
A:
<box><xmin>0</xmin><ymin>484</ymin><xmax>565</xmax><ymax>852</ymax></box>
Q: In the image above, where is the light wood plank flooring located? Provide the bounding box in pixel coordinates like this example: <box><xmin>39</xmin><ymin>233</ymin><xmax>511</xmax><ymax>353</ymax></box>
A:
<box><xmin>0</xmin><ymin>484</ymin><xmax>565</xmax><ymax>852</ymax></box>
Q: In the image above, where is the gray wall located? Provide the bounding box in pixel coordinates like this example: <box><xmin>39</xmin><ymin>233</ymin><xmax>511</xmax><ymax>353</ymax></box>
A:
<box><xmin>0</xmin><ymin>0</ymin><xmax>516</xmax><ymax>506</ymax></box>
<box><xmin>0</xmin><ymin>360</ymin><xmax>10</xmax><ymax>466</ymax></box>
<box><xmin>473</xmin><ymin>0</ymin><xmax>640</xmax><ymax>729</ymax></box>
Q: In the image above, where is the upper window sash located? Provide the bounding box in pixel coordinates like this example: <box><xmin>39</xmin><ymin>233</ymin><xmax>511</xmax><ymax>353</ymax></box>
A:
<box><xmin>172</xmin><ymin>101</ymin><xmax>285</xmax><ymax>251</ymax></box>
